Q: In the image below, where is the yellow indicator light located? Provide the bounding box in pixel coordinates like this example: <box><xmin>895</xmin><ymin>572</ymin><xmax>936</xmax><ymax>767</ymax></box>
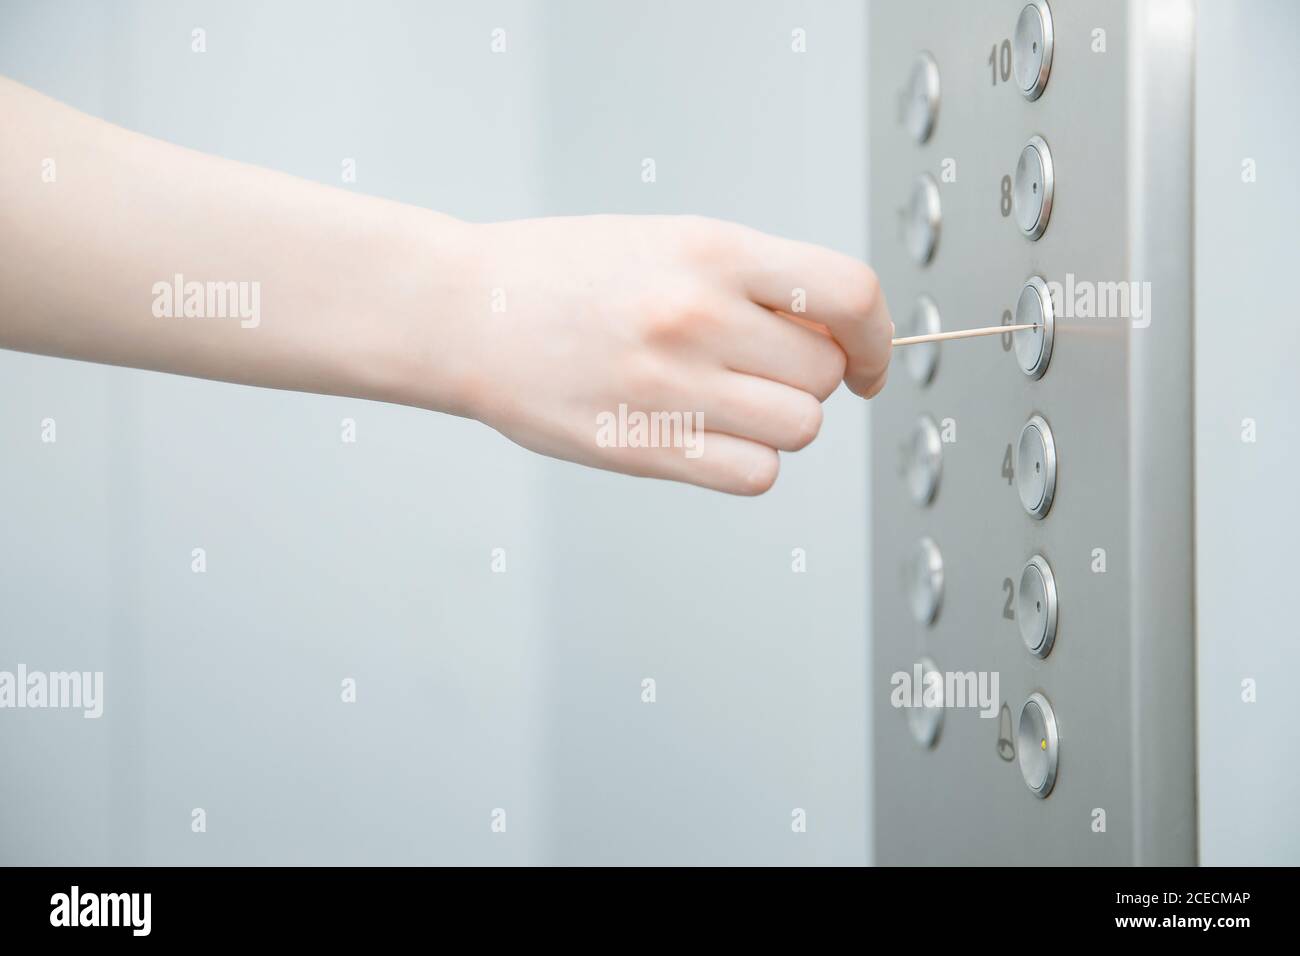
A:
<box><xmin>1040</xmin><ymin>738</ymin><xmax>1047</xmax><ymax>751</ymax></box>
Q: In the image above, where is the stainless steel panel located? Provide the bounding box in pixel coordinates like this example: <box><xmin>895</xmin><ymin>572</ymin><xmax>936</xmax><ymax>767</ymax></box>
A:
<box><xmin>870</xmin><ymin>0</ymin><xmax>1195</xmax><ymax>864</ymax></box>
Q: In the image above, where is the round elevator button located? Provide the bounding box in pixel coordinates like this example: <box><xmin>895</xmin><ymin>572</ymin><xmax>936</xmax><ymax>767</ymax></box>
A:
<box><xmin>906</xmin><ymin>415</ymin><xmax>942</xmax><ymax>505</ymax></box>
<box><xmin>1013</xmin><ymin>135</ymin><xmax>1054</xmax><ymax>240</ymax></box>
<box><xmin>1013</xmin><ymin>1</ymin><xmax>1054</xmax><ymax>101</ymax></box>
<box><xmin>1017</xmin><ymin>554</ymin><xmax>1058</xmax><ymax>657</ymax></box>
<box><xmin>907</xmin><ymin>656</ymin><xmax>944</xmax><ymax>748</ymax></box>
<box><xmin>905</xmin><ymin>52</ymin><xmax>941</xmax><ymax>143</ymax></box>
<box><xmin>905</xmin><ymin>174</ymin><xmax>942</xmax><ymax>265</ymax></box>
<box><xmin>1017</xmin><ymin>692</ymin><xmax>1059</xmax><ymax>797</ymax></box>
<box><xmin>905</xmin><ymin>295</ymin><xmax>941</xmax><ymax>385</ymax></box>
<box><xmin>1014</xmin><ymin>276</ymin><xmax>1055</xmax><ymax>379</ymax></box>
<box><xmin>1015</xmin><ymin>414</ymin><xmax>1057</xmax><ymax>519</ymax></box>
<box><xmin>907</xmin><ymin>537</ymin><xmax>944</xmax><ymax>625</ymax></box>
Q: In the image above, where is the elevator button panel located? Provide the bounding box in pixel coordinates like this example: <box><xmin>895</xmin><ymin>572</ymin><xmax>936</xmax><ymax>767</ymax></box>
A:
<box><xmin>1014</xmin><ymin>276</ymin><xmax>1054</xmax><ymax>379</ymax></box>
<box><xmin>1013</xmin><ymin>1</ymin><xmax>1054</xmax><ymax>101</ymax></box>
<box><xmin>1015</xmin><ymin>414</ymin><xmax>1057</xmax><ymax>519</ymax></box>
<box><xmin>1017</xmin><ymin>692</ymin><xmax>1060</xmax><ymax>797</ymax></box>
<box><xmin>1017</xmin><ymin>554</ymin><xmax>1058</xmax><ymax>657</ymax></box>
<box><xmin>872</xmin><ymin>0</ymin><xmax>1198</xmax><ymax>866</ymax></box>
<box><xmin>905</xmin><ymin>52</ymin><xmax>941</xmax><ymax>143</ymax></box>
<box><xmin>907</xmin><ymin>537</ymin><xmax>944</xmax><ymax>625</ymax></box>
<box><xmin>907</xmin><ymin>656</ymin><xmax>944</xmax><ymax>747</ymax></box>
<box><xmin>905</xmin><ymin>174</ymin><xmax>941</xmax><ymax>264</ymax></box>
<box><xmin>906</xmin><ymin>415</ymin><xmax>942</xmax><ymax>505</ymax></box>
<box><xmin>905</xmin><ymin>295</ymin><xmax>941</xmax><ymax>385</ymax></box>
<box><xmin>1013</xmin><ymin>135</ymin><xmax>1054</xmax><ymax>239</ymax></box>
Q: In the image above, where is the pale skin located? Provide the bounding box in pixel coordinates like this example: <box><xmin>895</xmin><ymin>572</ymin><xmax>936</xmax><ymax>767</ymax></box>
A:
<box><xmin>0</xmin><ymin>76</ymin><xmax>892</xmax><ymax>495</ymax></box>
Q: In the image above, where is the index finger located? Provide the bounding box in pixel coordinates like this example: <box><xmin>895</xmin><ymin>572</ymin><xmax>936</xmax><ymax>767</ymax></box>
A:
<box><xmin>734</xmin><ymin>230</ymin><xmax>892</xmax><ymax>397</ymax></box>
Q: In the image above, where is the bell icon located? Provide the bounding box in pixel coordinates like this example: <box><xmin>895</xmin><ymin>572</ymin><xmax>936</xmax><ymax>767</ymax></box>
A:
<box><xmin>997</xmin><ymin>703</ymin><xmax>1015</xmax><ymax>762</ymax></box>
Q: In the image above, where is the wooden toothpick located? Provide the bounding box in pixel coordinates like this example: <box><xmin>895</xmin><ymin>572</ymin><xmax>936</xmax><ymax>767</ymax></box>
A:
<box><xmin>892</xmin><ymin>323</ymin><xmax>1038</xmax><ymax>347</ymax></box>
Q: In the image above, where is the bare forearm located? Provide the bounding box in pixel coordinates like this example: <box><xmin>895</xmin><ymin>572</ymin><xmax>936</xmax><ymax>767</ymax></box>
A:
<box><xmin>0</xmin><ymin>76</ymin><xmax>474</xmax><ymax>414</ymax></box>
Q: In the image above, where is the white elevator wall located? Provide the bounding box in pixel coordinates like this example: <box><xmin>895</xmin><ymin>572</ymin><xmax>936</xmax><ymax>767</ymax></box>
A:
<box><xmin>0</xmin><ymin>0</ymin><xmax>550</xmax><ymax>864</ymax></box>
<box><xmin>1194</xmin><ymin>0</ymin><xmax>1300</xmax><ymax>866</ymax></box>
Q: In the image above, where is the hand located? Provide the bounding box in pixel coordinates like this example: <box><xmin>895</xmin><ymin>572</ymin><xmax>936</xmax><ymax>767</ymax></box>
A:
<box><xmin>450</xmin><ymin>215</ymin><xmax>892</xmax><ymax>495</ymax></box>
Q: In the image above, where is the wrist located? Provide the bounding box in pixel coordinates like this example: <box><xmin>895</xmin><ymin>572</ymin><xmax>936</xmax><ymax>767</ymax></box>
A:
<box><xmin>360</xmin><ymin>210</ymin><xmax>490</xmax><ymax>421</ymax></box>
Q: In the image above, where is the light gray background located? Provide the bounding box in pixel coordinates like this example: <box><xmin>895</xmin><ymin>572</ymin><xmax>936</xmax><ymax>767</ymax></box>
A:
<box><xmin>1192</xmin><ymin>0</ymin><xmax>1300</xmax><ymax>866</ymax></box>
<box><xmin>1</xmin><ymin>0</ymin><xmax>1295</xmax><ymax>866</ymax></box>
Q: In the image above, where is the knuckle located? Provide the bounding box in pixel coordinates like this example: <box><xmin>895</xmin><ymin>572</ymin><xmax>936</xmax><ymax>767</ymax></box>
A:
<box><xmin>783</xmin><ymin>394</ymin><xmax>824</xmax><ymax>450</ymax></box>
<box><xmin>676</xmin><ymin>215</ymin><xmax>742</xmax><ymax>267</ymax></box>
<box><xmin>860</xmin><ymin>363</ymin><xmax>890</xmax><ymax>399</ymax></box>
<box><xmin>638</xmin><ymin>297</ymin><xmax>693</xmax><ymax>346</ymax></box>
<box><xmin>848</xmin><ymin>264</ymin><xmax>883</xmax><ymax>316</ymax></box>
<box><xmin>735</xmin><ymin>449</ymin><xmax>780</xmax><ymax>496</ymax></box>
<box><xmin>639</xmin><ymin>291</ymin><xmax>720</xmax><ymax>347</ymax></box>
<box><xmin>623</xmin><ymin>352</ymin><xmax>673</xmax><ymax>401</ymax></box>
<box><xmin>812</xmin><ymin>345</ymin><xmax>848</xmax><ymax>400</ymax></box>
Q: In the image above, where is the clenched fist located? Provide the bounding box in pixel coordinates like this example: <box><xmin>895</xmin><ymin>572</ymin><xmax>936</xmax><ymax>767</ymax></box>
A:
<box><xmin>446</xmin><ymin>215</ymin><xmax>893</xmax><ymax>495</ymax></box>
